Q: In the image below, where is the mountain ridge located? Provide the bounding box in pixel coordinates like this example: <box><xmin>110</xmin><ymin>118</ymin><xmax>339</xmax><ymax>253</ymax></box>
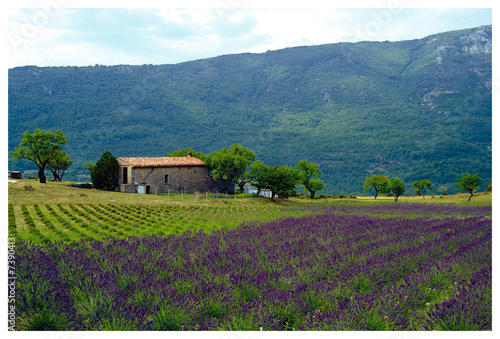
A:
<box><xmin>8</xmin><ymin>25</ymin><xmax>491</xmax><ymax>194</ymax></box>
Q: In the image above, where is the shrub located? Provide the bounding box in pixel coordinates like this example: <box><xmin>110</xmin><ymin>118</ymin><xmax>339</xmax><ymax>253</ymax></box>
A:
<box><xmin>235</xmin><ymin>193</ymin><xmax>259</xmax><ymax>198</ymax></box>
<box><xmin>484</xmin><ymin>181</ymin><xmax>492</xmax><ymax>193</ymax></box>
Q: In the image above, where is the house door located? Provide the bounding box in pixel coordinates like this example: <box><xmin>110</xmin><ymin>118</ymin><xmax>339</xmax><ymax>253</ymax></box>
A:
<box><xmin>122</xmin><ymin>167</ymin><xmax>128</xmax><ymax>184</ymax></box>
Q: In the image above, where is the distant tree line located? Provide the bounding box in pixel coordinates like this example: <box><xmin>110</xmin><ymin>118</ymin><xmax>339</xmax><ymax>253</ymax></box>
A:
<box><xmin>363</xmin><ymin>173</ymin><xmax>485</xmax><ymax>201</ymax></box>
<box><xmin>362</xmin><ymin>175</ymin><xmax>406</xmax><ymax>202</ymax></box>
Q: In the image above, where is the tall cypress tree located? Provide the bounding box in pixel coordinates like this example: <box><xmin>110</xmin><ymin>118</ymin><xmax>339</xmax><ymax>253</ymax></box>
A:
<box><xmin>90</xmin><ymin>150</ymin><xmax>119</xmax><ymax>191</ymax></box>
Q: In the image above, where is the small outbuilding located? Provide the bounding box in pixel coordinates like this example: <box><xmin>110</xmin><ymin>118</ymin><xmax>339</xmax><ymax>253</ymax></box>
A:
<box><xmin>8</xmin><ymin>171</ymin><xmax>22</xmax><ymax>179</ymax></box>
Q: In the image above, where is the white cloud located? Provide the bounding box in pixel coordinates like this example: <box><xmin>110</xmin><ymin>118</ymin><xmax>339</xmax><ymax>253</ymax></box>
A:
<box><xmin>228</xmin><ymin>11</ymin><xmax>246</xmax><ymax>23</ymax></box>
<box><xmin>5</xmin><ymin>7</ymin><xmax>493</xmax><ymax>67</ymax></box>
<box><xmin>156</xmin><ymin>8</ymin><xmax>220</xmax><ymax>32</ymax></box>
<box><xmin>247</xmin><ymin>9</ymin><xmax>352</xmax><ymax>50</ymax></box>
<box><xmin>155</xmin><ymin>8</ymin><xmax>188</xmax><ymax>24</ymax></box>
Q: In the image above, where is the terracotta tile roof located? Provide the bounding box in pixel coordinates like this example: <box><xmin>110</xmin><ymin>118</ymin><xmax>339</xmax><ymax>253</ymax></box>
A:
<box><xmin>117</xmin><ymin>156</ymin><xmax>206</xmax><ymax>167</ymax></box>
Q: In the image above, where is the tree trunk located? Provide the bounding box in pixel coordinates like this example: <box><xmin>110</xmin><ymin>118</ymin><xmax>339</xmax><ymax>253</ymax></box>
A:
<box><xmin>223</xmin><ymin>176</ymin><xmax>233</xmax><ymax>192</ymax></box>
<box><xmin>51</xmin><ymin>169</ymin><xmax>61</xmax><ymax>182</ymax></box>
<box><xmin>310</xmin><ymin>191</ymin><xmax>316</xmax><ymax>199</ymax></box>
<box><xmin>59</xmin><ymin>170</ymin><xmax>66</xmax><ymax>182</ymax></box>
<box><xmin>38</xmin><ymin>168</ymin><xmax>46</xmax><ymax>183</ymax></box>
<box><xmin>468</xmin><ymin>193</ymin><xmax>473</xmax><ymax>202</ymax></box>
<box><xmin>237</xmin><ymin>182</ymin><xmax>245</xmax><ymax>194</ymax></box>
<box><xmin>374</xmin><ymin>191</ymin><xmax>378</xmax><ymax>199</ymax></box>
<box><xmin>394</xmin><ymin>195</ymin><xmax>398</xmax><ymax>202</ymax></box>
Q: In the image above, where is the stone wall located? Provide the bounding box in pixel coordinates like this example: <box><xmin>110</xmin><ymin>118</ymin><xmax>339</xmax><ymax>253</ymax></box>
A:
<box><xmin>117</xmin><ymin>164</ymin><xmax>233</xmax><ymax>194</ymax></box>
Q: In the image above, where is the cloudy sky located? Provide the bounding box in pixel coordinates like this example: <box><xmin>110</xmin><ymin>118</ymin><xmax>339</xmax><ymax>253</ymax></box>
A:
<box><xmin>5</xmin><ymin>1</ymin><xmax>494</xmax><ymax>68</ymax></box>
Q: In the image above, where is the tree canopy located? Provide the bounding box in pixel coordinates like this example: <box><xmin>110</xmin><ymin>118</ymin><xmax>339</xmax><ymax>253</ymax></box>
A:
<box><xmin>10</xmin><ymin>129</ymin><xmax>68</xmax><ymax>183</ymax></box>
<box><xmin>456</xmin><ymin>173</ymin><xmax>484</xmax><ymax>201</ymax></box>
<box><xmin>234</xmin><ymin>169</ymin><xmax>254</xmax><ymax>194</ymax></box>
<box><xmin>47</xmin><ymin>149</ymin><xmax>73</xmax><ymax>182</ymax></box>
<box><xmin>247</xmin><ymin>160</ymin><xmax>269</xmax><ymax>194</ymax></box>
<box><xmin>166</xmin><ymin>148</ymin><xmax>207</xmax><ymax>162</ymax></box>
<box><xmin>255</xmin><ymin>164</ymin><xmax>300</xmax><ymax>199</ymax></box>
<box><xmin>206</xmin><ymin>144</ymin><xmax>256</xmax><ymax>191</ymax></box>
<box><xmin>388</xmin><ymin>177</ymin><xmax>406</xmax><ymax>201</ymax></box>
<box><xmin>362</xmin><ymin>175</ymin><xmax>389</xmax><ymax>199</ymax></box>
<box><xmin>295</xmin><ymin>160</ymin><xmax>324</xmax><ymax>199</ymax></box>
<box><xmin>412</xmin><ymin>179</ymin><xmax>433</xmax><ymax>199</ymax></box>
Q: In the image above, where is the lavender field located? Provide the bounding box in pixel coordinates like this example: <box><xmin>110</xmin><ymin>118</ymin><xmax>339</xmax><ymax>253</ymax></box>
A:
<box><xmin>297</xmin><ymin>201</ymin><xmax>493</xmax><ymax>217</ymax></box>
<box><xmin>13</xmin><ymin>204</ymin><xmax>491</xmax><ymax>331</ymax></box>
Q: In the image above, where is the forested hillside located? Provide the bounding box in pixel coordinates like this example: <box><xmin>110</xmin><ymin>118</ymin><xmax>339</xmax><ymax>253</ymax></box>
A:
<box><xmin>8</xmin><ymin>25</ymin><xmax>491</xmax><ymax>194</ymax></box>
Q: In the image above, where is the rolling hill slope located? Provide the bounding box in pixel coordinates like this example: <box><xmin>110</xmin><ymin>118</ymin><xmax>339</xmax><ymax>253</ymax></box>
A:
<box><xmin>8</xmin><ymin>25</ymin><xmax>491</xmax><ymax>194</ymax></box>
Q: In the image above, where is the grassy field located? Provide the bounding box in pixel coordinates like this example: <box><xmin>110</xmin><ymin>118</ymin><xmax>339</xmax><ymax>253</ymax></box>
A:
<box><xmin>8</xmin><ymin>179</ymin><xmax>491</xmax><ymax>243</ymax></box>
<box><xmin>6</xmin><ymin>179</ymin><xmax>373</xmax><ymax>243</ymax></box>
<box><xmin>354</xmin><ymin>192</ymin><xmax>492</xmax><ymax>206</ymax></box>
<box><xmin>9</xmin><ymin>179</ymin><xmax>491</xmax><ymax>206</ymax></box>
<box><xmin>6</xmin><ymin>180</ymin><xmax>324</xmax><ymax>243</ymax></box>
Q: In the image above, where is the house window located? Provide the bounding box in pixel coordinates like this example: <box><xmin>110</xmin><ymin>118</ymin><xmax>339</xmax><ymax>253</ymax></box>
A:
<box><xmin>123</xmin><ymin>167</ymin><xmax>128</xmax><ymax>184</ymax></box>
<box><xmin>165</xmin><ymin>174</ymin><xmax>169</xmax><ymax>184</ymax></box>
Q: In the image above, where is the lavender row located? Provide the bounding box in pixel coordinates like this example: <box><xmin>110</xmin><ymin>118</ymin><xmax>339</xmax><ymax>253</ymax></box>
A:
<box><xmin>14</xmin><ymin>213</ymin><xmax>491</xmax><ymax>330</ymax></box>
<box><xmin>298</xmin><ymin>202</ymin><xmax>492</xmax><ymax>217</ymax></box>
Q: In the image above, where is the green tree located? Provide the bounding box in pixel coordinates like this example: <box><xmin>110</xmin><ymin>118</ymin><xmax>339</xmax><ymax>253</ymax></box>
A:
<box><xmin>412</xmin><ymin>179</ymin><xmax>433</xmax><ymax>199</ymax></box>
<box><xmin>308</xmin><ymin>179</ymin><xmax>325</xmax><ymax>199</ymax></box>
<box><xmin>248</xmin><ymin>160</ymin><xmax>268</xmax><ymax>195</ymax></box>
<box><xmin>166</xmin><ymin>148</ymin><xmax>207</xmax><ymax>162</ymax></box>
<box><xmin>295</xmin><ymin>160</ymin><xmax>324</xmax><ymax>199</ymax></box>
<box><xmin>83</xmin><ymin>161</ymin><xmax>96</xmax><ymax>173</ymax></box>
<box><xmin>456</xmin><ymin>173</ymin><xmax>484</xmax><ymax>201</ymax></box>
<box><xmin>235</xmin><ymin>169</ymin><xmax>253</xmax><ymax>194</ymax></box>
<box><xmin>47</xmin><ymin>150</ymin><xmax>73</xmax><ymax>182</ymax></box>
<box><xmin>256</xmin><ymin>164</ymin><xmax>300</xmax><ymax>199</ymax></box>
<box><xmin>388</xmin><ymin>177</ymin><xmax>405</xmax><ymax>201</ymax></box>
<box><xmin>89</xmin><ymin>150</ymin><xmax>119</xmax><ymax>191</ymax></box>
<box><xmin>206</xmin><ymin>144</ymin><xmax>256</xmax><ymax>192</ymax></box>
<box><xmin>363</xmin><ymin>174</ymin><xmax>389</xmax><ymax>199</ymax></box>
<box><xmin>10</xmin><ymin>129</ymin><xmax>68</xmax><ymax>183</ymax></box>
<box><xmin>484</xmin><ymin>181</ymin><xmax>492</xmax><ymax>193</ymax></box>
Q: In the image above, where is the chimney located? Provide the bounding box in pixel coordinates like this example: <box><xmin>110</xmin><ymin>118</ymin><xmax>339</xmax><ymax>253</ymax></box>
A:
<box><xmin>186</xmin><ymin>152</ymin><xmax>192</xmax><ymax>157</ymax></box>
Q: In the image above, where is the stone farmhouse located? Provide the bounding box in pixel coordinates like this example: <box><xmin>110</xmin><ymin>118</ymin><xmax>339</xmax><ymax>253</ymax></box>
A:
<box><xmin>116</xmin><ymin>153</ymin><xmax>232</xmax><ymax>194</ymax></box>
